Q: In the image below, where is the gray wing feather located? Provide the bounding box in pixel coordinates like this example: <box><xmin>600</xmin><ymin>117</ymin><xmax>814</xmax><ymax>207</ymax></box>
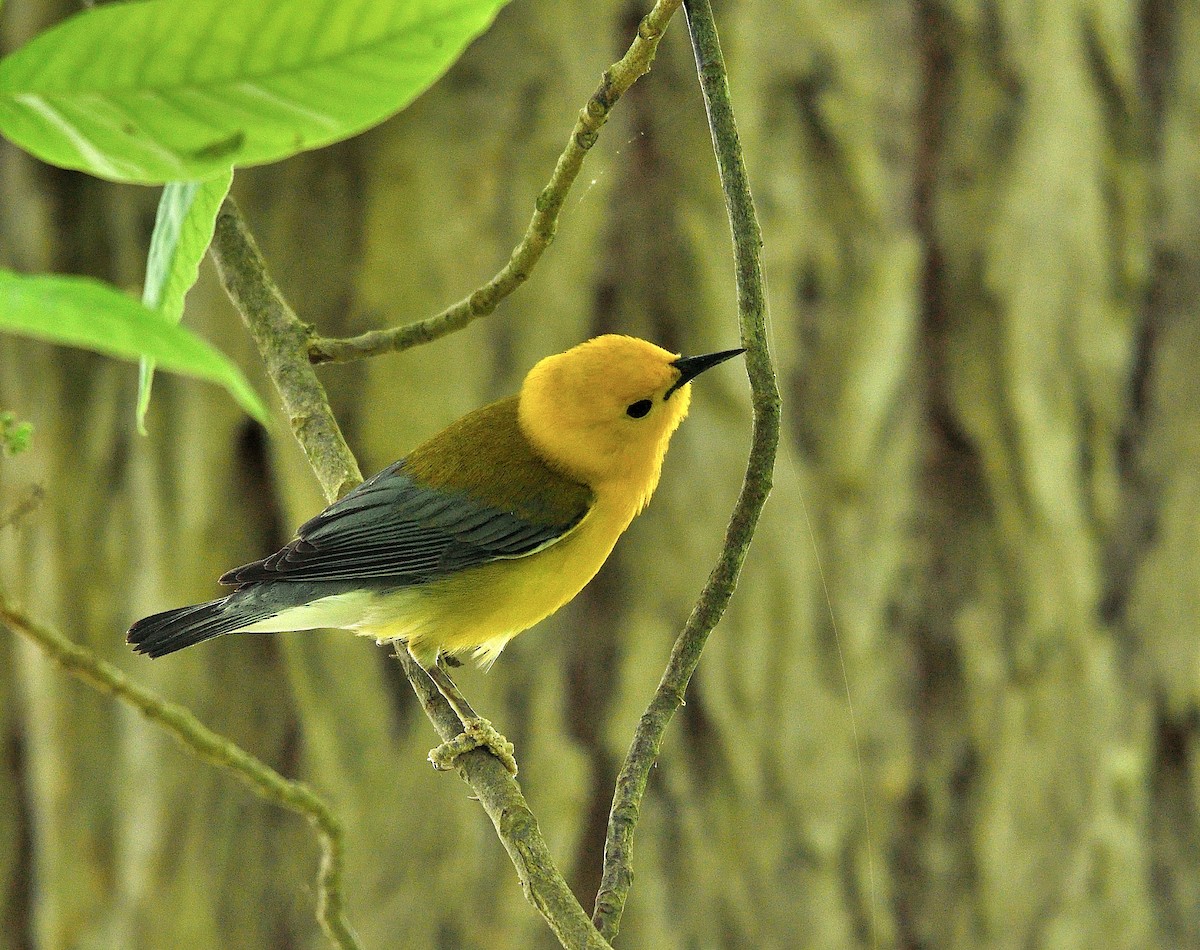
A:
<box><xmin>221</xmin><ymin>462</ymin><xmax>589</xmax><ymax>587</ymax></box>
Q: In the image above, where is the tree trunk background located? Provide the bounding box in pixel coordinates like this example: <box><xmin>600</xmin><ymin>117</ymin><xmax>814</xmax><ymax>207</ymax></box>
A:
<box><xmin>2</xmin><ymin>0</ymin><xmax>1198</xmax><ymax>947</ymax></box>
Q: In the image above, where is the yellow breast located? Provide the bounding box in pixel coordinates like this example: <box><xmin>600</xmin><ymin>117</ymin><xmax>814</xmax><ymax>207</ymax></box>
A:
<box><xmin>359</xmin><ymin>490</ymin><xmax>640</xmax><ymax>666</ymax></box>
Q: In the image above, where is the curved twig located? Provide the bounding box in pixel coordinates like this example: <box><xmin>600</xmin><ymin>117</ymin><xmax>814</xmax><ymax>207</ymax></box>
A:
<box><xmin>306</xmin><ymin>0</ymin><xmax>684</xmax><ymax>364</ymax></box>
<box><xmin>591</xmin><ymin>0</ymin><xmax>781</xmax><ymax>939</ymax></box>
<box><xmin>0</xmin><ymin>601</ymin><xmax>362</xmax><ymax>950</ymax></box>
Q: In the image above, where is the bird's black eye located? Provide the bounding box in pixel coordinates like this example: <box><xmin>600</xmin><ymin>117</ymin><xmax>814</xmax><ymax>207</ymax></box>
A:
<box><xmin>626</xmin><ymin>399</ymin><xmax>652</xmax><ymax>419</ymax></box>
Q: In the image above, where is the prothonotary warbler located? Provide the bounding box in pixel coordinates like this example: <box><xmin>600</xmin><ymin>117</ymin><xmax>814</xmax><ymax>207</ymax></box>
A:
<box><xmin>128</xmin><ymin>334</ymin><xmax>743</xmax><ymax>772</ymax></box>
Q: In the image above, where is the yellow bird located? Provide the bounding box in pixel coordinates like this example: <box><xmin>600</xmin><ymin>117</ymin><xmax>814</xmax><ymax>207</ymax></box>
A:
<box><xmin>128</xmin><ymin>335</ymin><xmax>742</xmax><ymax>770</ymax></box>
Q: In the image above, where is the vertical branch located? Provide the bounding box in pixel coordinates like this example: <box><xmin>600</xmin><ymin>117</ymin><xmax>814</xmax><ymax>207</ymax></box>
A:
<box><xmin>591</xmin><ymin>0</ymin><xmax>780</xmax><ymax>940</ymax></box>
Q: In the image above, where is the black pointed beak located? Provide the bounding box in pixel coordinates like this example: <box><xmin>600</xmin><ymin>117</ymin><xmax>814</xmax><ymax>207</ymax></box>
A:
<box><xmin>665</xmin><ymin>347</ymin><xmax>745</xmax><ymax>399</ymax></box>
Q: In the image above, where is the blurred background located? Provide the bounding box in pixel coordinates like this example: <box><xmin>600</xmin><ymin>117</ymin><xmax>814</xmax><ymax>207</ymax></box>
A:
<box><xmin>3</xmin><ymin>0</ymin><xmax>1199</xmax><ymax>947</ymax></box>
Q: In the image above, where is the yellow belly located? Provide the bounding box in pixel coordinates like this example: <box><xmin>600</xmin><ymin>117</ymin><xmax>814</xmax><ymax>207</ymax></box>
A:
<box><xmin>358</xmin><ymin>493</ymin><xmax>637</xmax><ymax>666</ymax></box>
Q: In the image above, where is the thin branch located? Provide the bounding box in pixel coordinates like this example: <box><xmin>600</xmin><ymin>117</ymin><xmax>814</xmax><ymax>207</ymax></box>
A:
<box><xmin>0</xmin><ymin>600</ymin><xmax>362</xmax><ymax>950</ymax></box>
<box><xmin>591</xmin><ymin>0</ymin><xmax>781</xmax><ymax>940</ymax></box>
<box><xmin>0</xmin><ymin>483</ymin><xmax>44</xmax><ymax>531</ymax></box>
<box><xmin>211</xmin><ymin>199</ymin><xmax>613</xmax><ymax>950</ymax></box>
<box><xmin>306</xmin><ymin>0</ymin><xmax>684</xmax><ymax>365</ymax></box>
<box><xmin>209</xmin><ymin>200</ymin><xmax>363</xmax><ymax>501</ymax></box>
<box><xmin>397</xmin><ymin>649</ymin><xmax>613</xmax><ymax>950</ymax></box>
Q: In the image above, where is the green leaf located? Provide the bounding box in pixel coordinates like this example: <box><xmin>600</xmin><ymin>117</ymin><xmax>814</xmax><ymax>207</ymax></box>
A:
<box><xmin>137</xmin><ymin>169</ymin><xmax>234</xmax><ymax>433</ymax></box>
<box><xmin>0</xmin><ymin>270</ymin><xmax>268</xmax><ymax>425</ymax></box>
<box><xmin>0</xmin><ymin>0</ymin><xmax>508</xmax><ymax>184</ymax></box>
<box><xmin>0</xmin><ymin>413</ymin><xmax>33</xmax><ymax>456</ymax></box>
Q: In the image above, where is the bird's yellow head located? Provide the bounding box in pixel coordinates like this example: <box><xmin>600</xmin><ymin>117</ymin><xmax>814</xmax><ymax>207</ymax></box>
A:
<box><xmin>518</xmin><ymin>335</ymin><xmax>742</xmax><ymax>510</ymax></box>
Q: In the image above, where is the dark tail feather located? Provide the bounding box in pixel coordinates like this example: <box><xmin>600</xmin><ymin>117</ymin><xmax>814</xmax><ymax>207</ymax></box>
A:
<box><xmin>127</xmin><ymin>598</ymin><xmax>269</xmax><ymax>658</ymax></box>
